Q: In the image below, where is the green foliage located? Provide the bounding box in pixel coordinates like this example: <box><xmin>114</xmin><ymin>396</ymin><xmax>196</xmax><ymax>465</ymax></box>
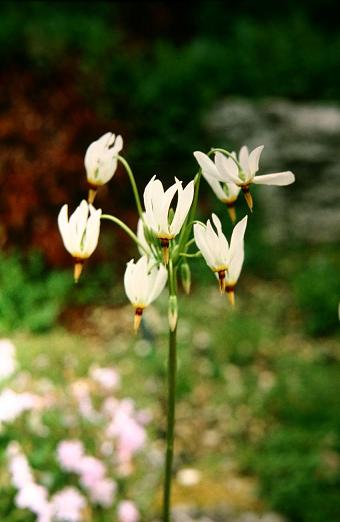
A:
<box><xmin>246</xmin><ymin>360</ymin><xmax>340</xmax><ymax>522</ymax></box>
<box><xmin>293</xmin><ymin>255</ymin><xmax>340</xmax><ymax>336</ymax></box>
<box><xmin>0</xmin><ymin>252</ymin><xmax>72</xmax><ymax>333</ymax></box>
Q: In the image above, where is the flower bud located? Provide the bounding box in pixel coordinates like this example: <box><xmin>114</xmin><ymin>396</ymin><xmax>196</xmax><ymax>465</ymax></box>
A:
<box><xmin>168</xmin><ymin>295</ymin><xmax>178</xmax><ymax>332</ymax></box>
<box><xmin>180</xmin><ymin>262</ymin><xmax>191</xmax><ymax>295</ymax></box>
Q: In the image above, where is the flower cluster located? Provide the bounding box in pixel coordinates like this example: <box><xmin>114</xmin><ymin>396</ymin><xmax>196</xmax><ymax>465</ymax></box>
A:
<box><xmin>58</xmin><ymin>133</ymin><xmax>295</xmax><ymax>329</ymax></box>
<box><xmin>1</xmin><ymin>340</ymin><xmax>145</xmax><ymax>521</ymax></box>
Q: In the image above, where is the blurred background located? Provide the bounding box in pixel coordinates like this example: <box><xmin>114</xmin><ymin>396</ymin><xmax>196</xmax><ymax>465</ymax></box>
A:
<box><xmin>0</xmin><ymin>2</ymin><xmax>339</xmax><ymax>521</ymax></box>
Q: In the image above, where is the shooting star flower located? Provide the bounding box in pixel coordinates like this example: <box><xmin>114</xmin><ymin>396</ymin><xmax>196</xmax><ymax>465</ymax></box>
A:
<box><xmin>58</xmin><ymin>200</ymin><xmax>101</xmax><ymax>281</ymax></box>
<box><xmin>143</xmin><ymin>176</ymin><xmax>194</xmax><ymax>263</ymax></box>
<box><xmin>85</xmin><ymin>132</ymin><xmax>123</xmax><ymax>202</ymax></box>
<box><xmin>213</xmin><ymin>146</ymin><xmax>295</xmax><ymax>210</ymax></box>
<box><xmin>194</xmin><ymin>214</ymin><xmax>247</xmax><ymax>296</ymax></box>
<box><xmin>193</xmin><ymin>151</ymin><xmax>240</xmax><ymax>222</ymax></box>
<box><xmin>124</xmin><ymin>256</ymin><xmax>167</xmax><ymax>332</ymax></box>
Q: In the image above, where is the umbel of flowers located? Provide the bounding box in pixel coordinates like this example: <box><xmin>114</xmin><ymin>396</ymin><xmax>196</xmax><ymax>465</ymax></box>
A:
<box><xmin>58</xmin><ymin>132</ymin><xmax>295</xmax><ymax>521</ymax></box>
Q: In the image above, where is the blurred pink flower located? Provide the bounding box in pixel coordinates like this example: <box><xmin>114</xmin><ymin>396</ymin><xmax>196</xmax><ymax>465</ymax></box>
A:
<box><xmin>57</xmin><ymin>440</ymin><xmax>85</xmax><ymax>473</ymax></box>
<box><xmin>0</xmin><ymin>339</ymin><xmax>17</xmax><ymax>381</ymax></box>
<box><xmin>79</xmin><ymin>456</ymin><xmax>106</xmax><ymax>488</ymax></box>
<box><xmin>116</xmin><ymin>418</ymin><xmax>146</xmax><ymax>464</ymax></box>
<box><xmin>50</xmin><ymin>487</ymin><xmax>86</xmax><ymax>522</ymax></box>
<box><xmin>88</xmin><ymin>478</ymin><xmax>117</xmax><ymax>507</ymax></box>
<box><xmin>90</xmin><ymin>366</ymin><xmax>121</xmax><ymax>390</ymax></box>
<box><xmin>117</xmin><ymin>500</ymin><xmax>140</xmax><ymax>522</ymax></box>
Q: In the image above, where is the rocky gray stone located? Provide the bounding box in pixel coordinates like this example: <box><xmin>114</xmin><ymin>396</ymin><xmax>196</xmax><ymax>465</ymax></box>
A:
<box><xmin>205</xmin><ymin>98</ymin><xmax>340</xmax><ymax>243</ymax></box>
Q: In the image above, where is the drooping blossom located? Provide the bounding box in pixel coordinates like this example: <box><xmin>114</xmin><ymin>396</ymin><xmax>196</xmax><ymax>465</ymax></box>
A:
<box><xmin>85</xmin><ymin>132</ymin><xmax>123</xmax><ymax>202</ymax></box>
<box><xmin>124</xmin><ymin>255</ymin><xmax>167</xmax><ymax>332</ymax></box>
<box><xmin>193</xmin><ymin>151</ymin><xmax>240</xmax><ymax>222</ymax></box>
<box><xmin>213</xmin><ymin>146</ymin><xmax>295</xmax><ymax>210</ymax></box>
<box><xmin>143</xmin><ymin>176</ymin><xmax>194</xmax><ymax>262</ymax></box>
<box><xmin>117</xmin><ymin>500</ymin><xmax>140</xmax><ymax>522</ymax></box>
<box><xmin>0</xmin><ymin>339</ymin><xmax>17</xmax><ymax>381</ymax></box>
<box><xmin>57</xmin><ymin>440</ymin><xmax>85</xmax><ymax>473</ymax></box>
<box><xmin>222</xmin><ymin>228</ymin><xmax>246</xmax><ymax>305</ymax></box>
<box><xmin>50</xmin><ymin>487</ymin><xmax>86</xmax><ymax>522</ymax></box>
<box><xmin>58</xmin><ymin>200</ymin><xmax>101</xmax><ymax>281</ymax></box>
<box><xmin>194</xmin><ymin>214</ymin><xmax>247</xmax><ymax>297</ymax></box>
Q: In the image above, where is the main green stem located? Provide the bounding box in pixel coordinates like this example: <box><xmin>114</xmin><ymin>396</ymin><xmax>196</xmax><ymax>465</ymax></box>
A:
<box><xmin>163</xmin><ymin>324</ymin><xmax>177</xmax><ymax>522</ymax></box>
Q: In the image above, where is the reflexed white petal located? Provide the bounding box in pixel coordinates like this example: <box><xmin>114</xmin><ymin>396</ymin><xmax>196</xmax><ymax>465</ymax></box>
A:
<box><xmin>124</xmin><ymin>260</ymin><xmax>136</xmax><ymax>304</ymax></box>
<box><xmin>194</xmin><ymin>223</ymin><xmax>217</xmax><ymax>268</ymax></box>
<box><xmin>158</xmin><ymin>181</ymin><xmax>179</xmax><ymax>234</ymax></box>
<box><xmin>239</xmin><ymin>146</ymin><xmax>250</xmax><ymax>174</ymax></box>
<box><xmin>211</xmin><ymin>214</ymin><xmax>229</xmax><ymax>257</ymax></box>
<box><xmin>194</xmin><ymin>215</ymin><xmax>229</xmax><ymax>271</ymax></box>
<box><xmin>253</xmin><ymin>171</ymin><xmax>295</xmax><ymax>186</ymax></box>
<box><xmin>248</xmin><ymin>145</ymin><xmax>264</xmax><ymax>176</ymax></box>
<box><xmin>228</xmin><ymin>242</ymin><xmax>245</xmax><ymax>284</ymax></box>
<box><xmin>170</xmin><ymin>179</ymin><xmax>194</xmax><ymax>235</ymax></box>
<box><xmin>82</xmin><ymin>208</ymin><xmax>101</xmax><ymax>256</ymax></box>
<box><xmin>229</xmin><ymin>216</ymin><xmax>248</xmax><ymax>258</ymax></box>
<box><xmin>215</xmin><ymin>152</ymin><xmax>240</xmax><ymax>184</ymax></box>
<box><xmin>111</xmin><ymin>134</ymin><xmax>123</xmax><ymax>154</ymax></box>
<box><xmin>147</xmin><ymin>265</ymin><xmax>168</xmax><ymax>304</ymax></box>
<box><xmin>202</xmin><ymin>172</ymin><xmax>227</xmax><ymax>201</ymax></box>
<box><xmin>58</xmin><ymin>205</ymin><xmax>72</xmax><ymax>254</ymax></box>
<box><xmin>193</xmin><ymin>151</ymin><xmax>219</xmax><ymax>179</ymax></box>
<box><xmin>143</xmin><ymin>175</ymin><xmax>159</xmax><ymax>232</ymax></box>
<box><xmin>135</xmin><ymin>256</ymin><xmax>149</xmax><ymax>304</ymax></box>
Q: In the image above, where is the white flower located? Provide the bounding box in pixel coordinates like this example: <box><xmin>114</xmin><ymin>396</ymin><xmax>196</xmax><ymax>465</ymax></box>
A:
<box><xmin>143</xmin><ymin>176</ymin><xmax>194</xmax><ymax>240</ymax></box>
<box><xmin>193</xmin><ymin>151</ymin><xmax>240</xmax><ymax>222</ymax></box>
<box><xmin>124</xmin><ymin>256</ymin><xmax>167</xmax><ymax>331</ymax></box>
<box><xmin>85</xmin><ymin>132</ymin><xmax>123</xmax><ymax>187</ymax></box>
<box><xmin>195</xmin><ymin>146</ymin><xmax>295</xmax><ymax>210</ymax></box>
<box><xmin>194</xmin><ymin>214</ymin><xmax>247</xmax><ymax>294</ymax></box>
<box><xmin>58</xmin><ymin>200</ymin><xmax>101</xmax><ymax>280</ymax></box>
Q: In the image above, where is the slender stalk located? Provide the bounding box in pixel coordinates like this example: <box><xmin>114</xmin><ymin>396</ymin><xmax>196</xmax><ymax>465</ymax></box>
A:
<box><xmin>101</xmin><ymin>214</ymin><xmax>148</xmax><ymax>254</ymax></box>
<box><xmin>162</xmin><ymin>324</ymin><xmax>177</xmax><ymax>522</ymax></box>
<box><xmin>209</xmin><ymin>147</ymin><xmax>242</xmax><ymax>170</ymax></box>
<box><xmin>118</xmin><ymin>155</ymin><xmax>144</xmax><ymax>218</ymax></box>
<box><xmin>162</xmin><ymin>260</ymin><xmax>177</xmax><ymax>522</ymax></box>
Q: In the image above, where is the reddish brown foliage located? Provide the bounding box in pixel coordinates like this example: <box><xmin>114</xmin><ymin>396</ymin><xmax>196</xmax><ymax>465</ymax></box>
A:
<box><xmin>0</xmin><ymin>67</ymin><xmax>133</xmax><ymax>267</ymax></box>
